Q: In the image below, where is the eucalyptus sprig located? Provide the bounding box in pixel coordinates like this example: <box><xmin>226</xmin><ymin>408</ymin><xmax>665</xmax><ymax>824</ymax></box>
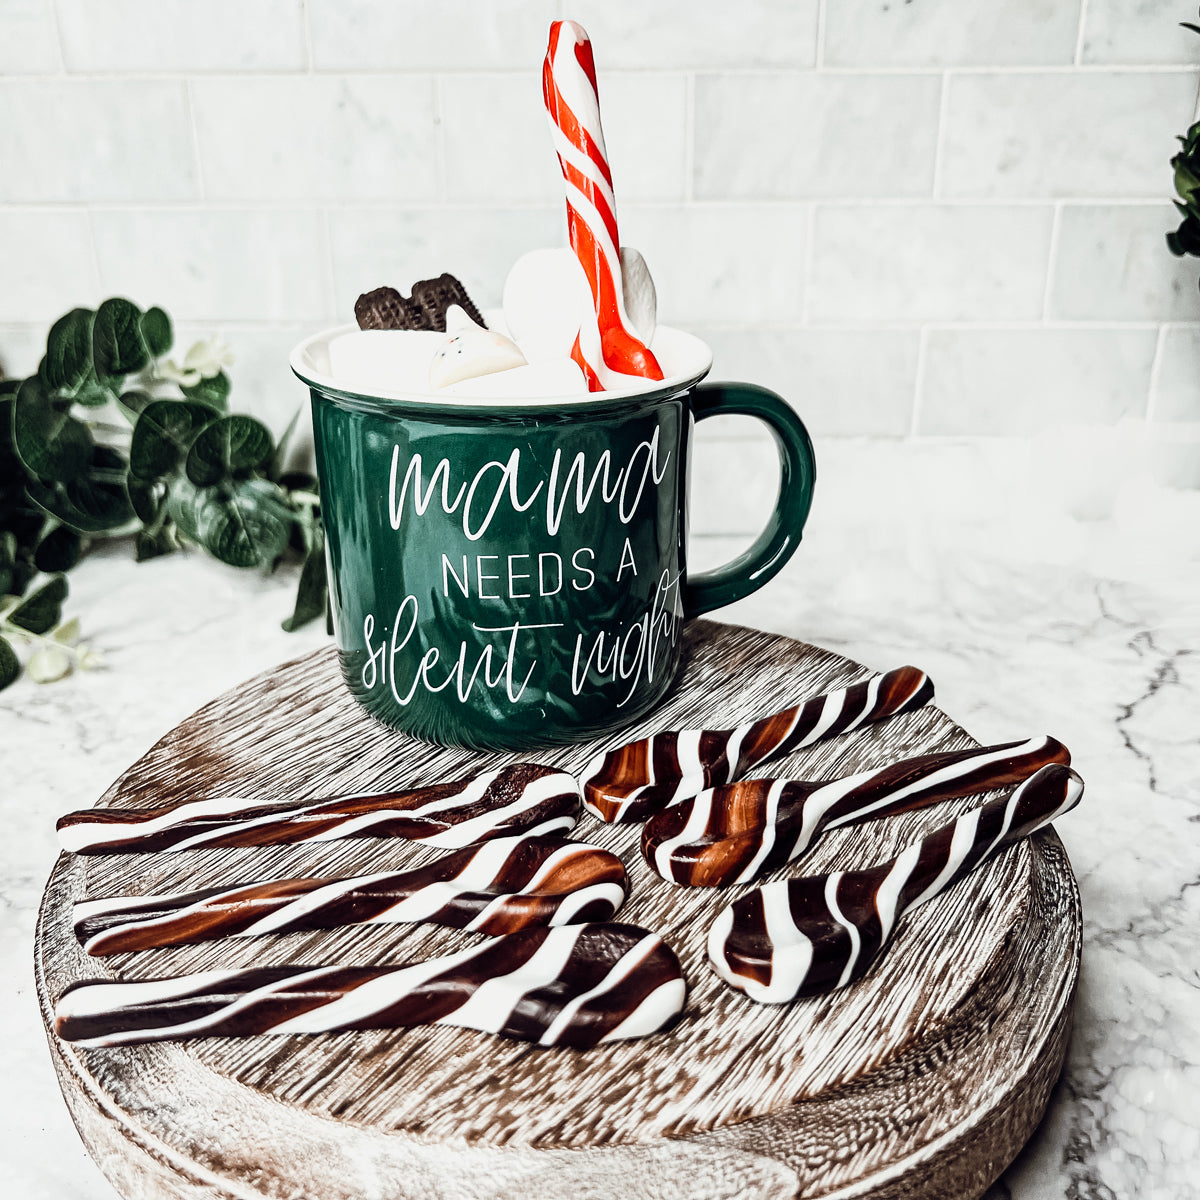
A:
<box><xmin>0</xmin><ymin>298</ymin><xmax>327</xmax><ymax>691</ymax></box>
<box><xmin>1168</xmin><ymin>11</ymin><xmax>1200</xmax><ymax>266</ymax></box>
<box><xmin>0</xmin><ymin>574</ymin><xmax>101</xmax><ymax>689</ymax></box>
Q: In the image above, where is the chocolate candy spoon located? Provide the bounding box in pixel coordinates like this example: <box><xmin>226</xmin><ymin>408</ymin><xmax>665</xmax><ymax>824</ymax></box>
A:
<box><xmin>707</xmin><ymin>763</ymin><xmax>1083</xmax><ymax>1004</ymax></box>
<box><xmin>57</xmin><ymin>763</ymin><xmax>580</xmax><ymax>856</ymax></box>
<box><xmin>642</xmin><ymin>735</ymin><xmax>1069</xmax><ymax>887</ymax></box>
<box><xmin>581</xmin><ymin>665</ymin><xmax>934</xmax><ymax>823</ymax></box>
<box><xmin>74</xmin><ymin>835</ymin><xmax>628</xmax><ymax>956</ymax></box>
<box><xmin>55</xmin><ymin>922</ymin><xmax>687</xmax><ymax>1050</ymax></box>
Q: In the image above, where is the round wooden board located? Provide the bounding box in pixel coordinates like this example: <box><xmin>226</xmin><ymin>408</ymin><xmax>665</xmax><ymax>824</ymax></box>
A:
<box><xmin>35</xmin><ymin>619</ymin><xmax>1081</xmax><ymax>1200</ymax></box>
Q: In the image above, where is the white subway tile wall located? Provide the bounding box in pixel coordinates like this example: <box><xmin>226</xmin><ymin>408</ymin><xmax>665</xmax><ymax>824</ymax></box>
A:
<box><xmin>1</xmin><ymin>0</ymin><xmax>1198</xmax><ymax>467</ymax></box>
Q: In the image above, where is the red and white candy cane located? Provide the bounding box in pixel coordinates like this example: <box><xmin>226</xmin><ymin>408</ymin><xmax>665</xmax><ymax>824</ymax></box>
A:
<box><xmin>543</xmin><ymin>20</ymin><xmax>663</xmax><ymax>392</ymax></box>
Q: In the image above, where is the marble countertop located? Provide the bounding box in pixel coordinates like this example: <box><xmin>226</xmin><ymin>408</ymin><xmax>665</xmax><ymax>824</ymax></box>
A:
<box><xmin>3</xmin><ymin>437</ymin><xmax>1198</xmax><ymax>1200</ymax></box>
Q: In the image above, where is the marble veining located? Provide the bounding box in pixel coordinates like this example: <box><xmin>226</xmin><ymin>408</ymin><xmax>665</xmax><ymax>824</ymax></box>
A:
<box><xmin>2</xmin><ymin>437</ymin><xmax>1198</xmax><ymax>1199</ymax></box>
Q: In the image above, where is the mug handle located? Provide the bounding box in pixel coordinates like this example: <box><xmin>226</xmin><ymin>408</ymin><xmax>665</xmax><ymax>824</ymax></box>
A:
<box><xmin>683</xmin><ymin>381</ymin><xmax>816</xmax><ymax>618</ymax></box>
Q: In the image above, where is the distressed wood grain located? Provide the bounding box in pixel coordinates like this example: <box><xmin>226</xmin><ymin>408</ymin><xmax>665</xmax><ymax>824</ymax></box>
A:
<box><xmin>35</xmin><ymin>619</ymin><xmax>1082</xmax><ymax>1200</ymax></box>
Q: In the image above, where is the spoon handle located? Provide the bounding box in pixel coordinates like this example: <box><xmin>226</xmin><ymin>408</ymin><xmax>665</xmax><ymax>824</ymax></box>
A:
<box><xmin>876</xmin><ymin>762</ymin><xmax>1084</xmax><ymax>919</ymax></box>
<box><xmin>644</xmin><ymin>734</ymin><xmax>1070</xmax><ymax>886</ymax></box>
<box><xmin>56</xmin><ymin>764</ymin><xmax>580</xmax><ymax>856</ymax></box>
<box><xmin>790</xmin><ymin>733</ymin><xmax>1071</xmax><ymax>848</ymax></box>
<box><xmin>74</xmin><ymin>835</ymin><xmax>629</xmax><ymax>956</ymax></box>
<box><xmin>582</xmin><ymin>664</ymin><xmax>933</xmax><ymax>821</ymax></box>
<box><xmin>55</xmin><ymin>922</ymin><xmax>686</xmax><ymax>1050</ymax></box>
<box><xmin>708</xmin><ymin>764</ymin><xmax>1083</xmax><ymax>1003</ymax></box>
<box><xmin>732</xmin><ymin>664</ymin><xmax>935</xmax><ymax>779</ymax></box>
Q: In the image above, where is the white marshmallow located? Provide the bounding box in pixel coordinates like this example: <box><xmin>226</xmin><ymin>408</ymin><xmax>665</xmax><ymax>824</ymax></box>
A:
<box><xmin>428</xmin><ymin>305</ymin><xmax>527</xmax><ymax>390</ymax></box>
<box><xmin>327</xmin><ymin>329</ymin><xmax>443</xmax><ymax>395</ymax></box>
<box><xmin>443</xmin><ymin>357</ymin><xmax>589</xmax><ymax>399</ymax></box>
<box><xmin>502</xmin><ymin>246</ymin><xmax>658</xmax><ymax>366</ymax></box>
<box><xmin>502</xmin><ymin>248</ymin><xmax>592</xmax><ymax>363</ymax></box>
<box><xmin>619</xmin><ymin>246</ymin><xmax>656</xmax><ymax>343</ymax></box>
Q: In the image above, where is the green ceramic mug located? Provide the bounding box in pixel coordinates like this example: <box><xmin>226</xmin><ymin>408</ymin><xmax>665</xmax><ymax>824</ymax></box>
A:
<box><xmin>291</xmin><ymin>325</ymin><xmax>815</xmax><ymax>751</ymax></box>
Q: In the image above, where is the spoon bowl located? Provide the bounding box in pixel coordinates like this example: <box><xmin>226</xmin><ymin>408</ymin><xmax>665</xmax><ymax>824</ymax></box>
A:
<box><xmin>643</xmin><ymin>735</ymin><xmax>1070</xmax><ymax>887</ymax></box>
<box><xmin>708</xmin><ymin>764</ymin><xmax>1084</xmax><ymax>1004</ymax></box>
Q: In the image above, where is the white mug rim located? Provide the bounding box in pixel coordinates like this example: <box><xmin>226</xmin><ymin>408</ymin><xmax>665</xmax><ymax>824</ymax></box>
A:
<box><xmin>290</xmin><ymin>323</ymin><xmax>714</xmax><ymax>411</ymax></box>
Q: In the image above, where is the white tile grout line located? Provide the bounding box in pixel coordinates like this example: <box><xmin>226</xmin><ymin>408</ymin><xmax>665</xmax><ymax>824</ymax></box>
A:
<box><xmin>47</xmin><ymin>0</ymin><xmax>68</xmax><ymax>75</ymax></box>
<box><xmin>931</xmin><ymin>72</ymin><xmax>951</xmax><ymax>201</ymax></box>
<box><xmin>319</xmin><ymin>209</ymin><xmax>338</xmax><ymax>322</ymax></box>
<box><xmin>799</xmin><ymin>318</ymin><xmax>1165</xmax><ymax>332</ymax></box>
<box><xmin>1073</xmin><ymin>0</ymin><xmax>1090</xmax><ymax>67</ymax></box>
<box><xmin>16</xmin><ymin>65</ymin><xmax>1200</xmax><ymax>81</ymax></box>
<box><xmin>1145</xmin><ymin>323</ymin><xmax>1169</xmax><ymax>422</ymax></box>
<box><xmin>83</xmin><ymin>208</ymin><xmax>104</xmax><ymax>300</ymax></box>
<box><xmin>1040</xmin><ymin>202</ymin><xmax>1064</xmax><ymax>320</ymax></box>
<box><xmin>184</xmin><ymin>79</ymin><xmax>206</xmax><ymax>203</ymax></box>
<box><xmin>432</xmin><ymin>76</ymin><xmax>448</xmax><ymax>206</ymax></box>
<box><xmin>908</xmin><ymin>325</ymin><xmax>930</xmax><ymax>438</ymax></box>
<box><xmin>4</xmin><ymin>319</ymin><xmax>1196</xmax><ymax>336</ymax></box>
<box><xmin>0</xmin><ymin>198</ymin><xmax>1175</xmax><ymax>215</ymax></box>
<box><xmin>683</xmin><ymin>72</ymin><xmax>695</xmax><ymax>205</ymax></box>
<box><xmin>799</xmin><ymin>204</ymin><xmax>817</xmax><ymax>326</ymax></box>
<box><xmin>299</xmin><ymin>0</ymin><xmax>315</xmax><ymax>73</ymax></box>
<box><xmin>815</xmin><ymin>0</ymin><xmax>827</xmax><ymax>70</ymax></box>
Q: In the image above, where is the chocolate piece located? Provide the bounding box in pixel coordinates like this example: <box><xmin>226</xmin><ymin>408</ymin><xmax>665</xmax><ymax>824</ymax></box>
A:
<box><xmin>582</xmin><ymin>666</ymin><xmax>935</xmax><ymax>824</ymax></box>
<box><xmin>354</xmin><ymin>275</ymin><xmax>485</xmax><ymax>333</ymax></box>
<box><xmin>57</xmin><ymin>763</ymin><xmax>580</xmax><ymax>856</ymax></box>
<box><xmin>409</xmin><ymin>274</ymin><xmax>486</xmax><ymax>332</ymax></box>
<box><xmin>353</xmin><ymin>286</ymin><xmax>432</xmax><ymax>331</ymax></box>
<box><xmin>75</xmin><ymin>834</ymin><xmax>628</xmax><ymax>955</ymax></box>
<box><xmin>708</xmin><ymin>764</ymin><xmax>1084</xmax><ymax>1003</ymax></box>
<box><xmin>642</xmin><ymin>735</ymin><xmax>1070</xmax><ymax>888</ymax></box>
<box><xmin>55</xmin><ymin>922</ymin><xmax>687</xmax><ymax>1049</ymax></box>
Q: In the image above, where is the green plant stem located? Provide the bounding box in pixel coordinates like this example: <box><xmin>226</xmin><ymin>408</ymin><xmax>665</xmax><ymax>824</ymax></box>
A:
<box><xmin>0</xmin><ymin>619</ymin><xmax>89</xmax><ymax>664</ymax></box>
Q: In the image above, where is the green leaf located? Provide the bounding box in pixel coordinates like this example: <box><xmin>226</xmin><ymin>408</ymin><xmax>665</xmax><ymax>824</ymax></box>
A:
<box><xmin>282</xmin><ymin>532</ymin><xmax>328</xmax><ymax>632</ymax></box>
<box><xmin>53</xmin><ymin>617</ymin><xmax>81</xmax><ymax>645</ymax></box>
<box><xmin>34</xmin><ymin>524</ymin><xmax>83</xmax><ymax>572</ymax></box>
<box><xmin>129</xmin><ymin>400</ymin><xmax>218</xmax><ymax>481</ymax></box>
<box><xmin>117</xmin><ymin>389</ymin><xmax>154</xmax><ymax>424</ymax></box>
<box><xmin>0</xmin><ymin>528</ymin><xmax>35</xmax><ymax>598</ymax></box>
<box><xmin>181</xmin><ymin>369</ymin><xmax>231</xmax><ymax>412</ymax></box>
<box><xmin>41</xmin><ymin>309</ymin><xmax>95</xmax><ymax>397</ymax></box>
<box><xmin>92</xmin><ymin>444</ymin><xmax>127</xmax><ymax>475</ymax></box>
<box><xmin>272</xmin><ymin>407</ymin><xmax>301</xmax><ymax>478</ymax></box>
<box><xmin>140</xmin><ymin>306</ymin><xmax>173</xmax><ymax>358</ymax></box>
<box><xmin>278</xmin><ymin>470</ymin><xmax>318</xmax><ymax>493</ymax></box>
<box><xmin>8</xmin><ymin>573</ymin><xmax>67</xmax><ymax>633</ymax></box>
<box><xmin>92</xmin><ymin>297</ymin><xmax>149</xmax><ymax>383</ymax></box>
<box><xmin>26</xmin><ymin>457</ymin><xmax>136</xmax><ymax>535</ymax></box>
<box><xmin>0</xmin><ymin>636</ymin><xmax>18</xmax><ymax>691</ymax></box>
<box><xmin>170</xmin><ymin>477</ymin><xmax>291</xmax><ymax>569</ymax></box>
<box><xmin>126</xmin><ymin>476</ymin><xmax>166</xmax><ymax>524</ymax></box>
<box><xmin>166</xmin><ymin>475</ymin><xmax>205</xmax><ymax>543</ymax></box>
<box><xmin>185</xmin><ymin>415</ymin><xmax>274</xmax><ymax>487</ymax></box>
<box><xmin>12</xmin><ymin>375</ymin><xmax>93</xmax><ymax>483</ymax></box>
<box><xmin>0</xmin><ymin>394</ymin><xmax>24</xmax><ymax>486</ymax></box>
<box><xmin>72</xmin><ymin>379</ymin><xmax>117</xmax><ymax>408</ymax></box>
<box><xmin>1168</xmin><ymin>216</ymin><xmax>1200</xmax><ymax>258</ymax></box>
<box><xmin>136</xmin><ymin>522</ymin><xmax>177</xmax><ymax>562</ymax></box>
